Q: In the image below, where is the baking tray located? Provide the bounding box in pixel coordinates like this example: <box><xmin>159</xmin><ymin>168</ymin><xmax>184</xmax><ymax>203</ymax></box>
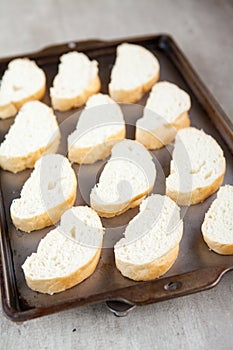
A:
<box><xmin>0</xmin><ymin>34</ymin><xmax>233</xmax><ymax>322</ymax></box>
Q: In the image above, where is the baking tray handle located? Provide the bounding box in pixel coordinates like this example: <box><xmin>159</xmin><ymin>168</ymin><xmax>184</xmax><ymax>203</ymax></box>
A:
<box><xmin>32</xmin><ymin>39</ymin><xmax>106</xmax><ymax>58</ymax></box>
<box><xmin>106</xmin><ymin>266</ymin><xmax>231</xmax><ymax>315</ymax></box>
<box><xmin>0</xmin><ymin>40</ymin><xmax>107</xmax><ymax>64</ymax></box>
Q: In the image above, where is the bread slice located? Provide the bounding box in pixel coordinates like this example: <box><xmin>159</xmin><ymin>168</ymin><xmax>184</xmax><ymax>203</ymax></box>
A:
<box><xmin>202</xmin><ymin>185</ymin><xmax>233</xmax><ymax>255</ymax></box>
<box><xmin>22</xmin><ymin>206</ymin><xmax>104</xmax><ymax>294</ymax></box>
<box><xmin>10</xmin><ymin>154</ymin><xmax>77</xmax><ymax>232</ymax></box>
<box><xmin>50</xmin><ymin>52</ymin><xmax>100</xmax><ymax>111</ymax></box>
<box><xmin>136</xmin><ymin>81</ymin><xmax>191</xmax><ymax>149</ymax></box>
<box><xmin>109</xmin><ymin>43</ymin><xmax>160</xmax><ymax>103</ymax></box>
<box><xmin>114</xmin><ymin>194</ymin><xmax>183</xmax><ymax>281</ymax></box>
<box><xmin>166</xmin><ymin>127</ymin><xmax>226</xmax><ymax>205</ymax></box>
<box><xmin>90</xmin><ymin>139</ymin><xmax>156</xmax><ymax>217</ymax></box>
<box><xmin>0</xmin><ymin>58</ymin><xmax>46</xmax><ymax>119</ymax></box>
<box><xmin>0</xmin><ymin>101</ymin><xmax>60</xmax><ymax>173</ymax></box>
<box><xmin>68</xmin><ymin>93</ymin><xmax>126</xmax><ymax>164</ymax></box>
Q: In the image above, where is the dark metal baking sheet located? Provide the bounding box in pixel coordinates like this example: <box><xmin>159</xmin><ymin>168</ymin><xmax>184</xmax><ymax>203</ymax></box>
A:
<box><xmin>0</xmin><ymin>34</ymin><xmax>233</xmax><ymax>322</ymax></box>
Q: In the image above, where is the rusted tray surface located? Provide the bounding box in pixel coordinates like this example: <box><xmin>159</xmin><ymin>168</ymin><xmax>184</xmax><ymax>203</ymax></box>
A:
<box><xmin>0</xmin><ymin>34</ymin><xmax>233</xmax><ymax>321</ymax></box>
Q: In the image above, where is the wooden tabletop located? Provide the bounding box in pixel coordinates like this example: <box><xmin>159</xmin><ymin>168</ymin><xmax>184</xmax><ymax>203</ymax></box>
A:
<box><xmin>1</xmin><ymin>0</ymin><xmax>233</xmax><ymax>349</ymax></box>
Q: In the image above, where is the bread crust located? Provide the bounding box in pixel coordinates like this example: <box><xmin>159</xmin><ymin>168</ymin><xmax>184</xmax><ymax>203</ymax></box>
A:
<box><xmin>109</xmin><ymin>71</ymin><xmax>159</xmax><ymax>103</ymax></box>
<box><xmin>166</xmin><ymin>172</ymin><xmax>225</xmax><ymax>206</ymax></box>
<box><xmin>202</xmin><ymin>235</ymin><xmax>233</xmax><ymax>255</ymax></box>
<box><xmin>68</xmin><ymin>127</ymin><xmax>126</xmax><ymax>164</ymax></box>
<box><xmin>115</xmin><ymin>243</ymin><xmax>179</xmax><ymax>281</ymax></box>
<box><xmin>136</xmin><ymin>111</ymin><xmax>190</xmax><ymax>150</ymax></box>
<box><xmin>24</xmin><ymin>247</ymin><xmax>101</xmax><ymax>294</ymax></box>
<box><xmin>51</xmin><ymin>75</ymin><xmax>101</xmax><ymax>111</ymax></box>
<box><xmin>0</xmin><ymin>132</ymin><xmax>61</xmax><ymax>173</ymax></box>
<box><xmin>91</xmin><ymin>186</ymin><xmax>153</xmax><ymax>218</ymax></box>
<box><xmin>0</xmin><ymin>83</ymin><xmax>46</xmax><ymax>119</ymax></box>
<box><xmin>11</xmin><ymin>175</ymin><xmax>77</xmax><ymax>232</ymax></box>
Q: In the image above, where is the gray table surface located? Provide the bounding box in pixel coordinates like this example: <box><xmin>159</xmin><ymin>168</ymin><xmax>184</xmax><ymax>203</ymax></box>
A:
<box><xmin>0</xmin><ymin>0</ymin><xmax>233</xmax><ymax>349</ymax></box>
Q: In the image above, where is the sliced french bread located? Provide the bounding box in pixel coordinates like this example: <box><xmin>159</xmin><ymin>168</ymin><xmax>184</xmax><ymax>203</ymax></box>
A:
<box><xmin>68</xmin><ymin>93</ymin><xmax>126</xmax><ymax>164</ymax></box>
<box><xmin>0</xmin><ymin>101</ymin><xmax>60</xmax><ymax>173</ymax></box>
<box><xmin>22</xmin><ymin>206</ymin><xmax>104</xmax><ymax>294</ymax></box>
<box><xmin>114</xmin><ymin>194</ymin><xmax>183</xmax><ymax>281</ymax></box>
<box><xmin>50</xmin><ymin>52</ymin><xmax>101</xmax><ymax>111</ymax></box>
<box><xmin>10</xmin><ymin>154</ymin><xmax>77</xmax><ymax>232</ymax></box>
<box><xmin>109</xmin><ymin>43</ymin><xmax>160</xmax><ymax>103</ymax></box>
<box><xmin>202</xmin><ymin>185</ymin><xmax>233</xmax><ymax>255</ymax></box>
<box><xmin>0</xmin><ymin>58</ymin><xmax>46</xmax><ymax>119</ymax></box>
<box><xmin>90</xmin><ymin>139</ymin><xmax>156</xmax><ymax>217</ymax></box>
<box><xmin>136</xmin><ymin>81</ymin><xmax>191</xmax><ymax>149</ymax></box>
<box><xmin>166</xmin><ymin>127</ymin><xmax>226</xmax><ymax>205</ymax></box>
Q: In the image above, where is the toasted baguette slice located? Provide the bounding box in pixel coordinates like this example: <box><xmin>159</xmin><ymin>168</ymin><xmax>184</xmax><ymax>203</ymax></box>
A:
<box><xmin>202</xmin><ymin>185</ymin><xmax>233</xmax><ymax>255</ymax></box>
<box><xmin>136</xmin><ymin>81</ymin><xmax>191</xmax><ymax>149</ymax></box>
<box><xmin>50</xmin><ymin>52</ymin><xmax>100</xmax><ymax>111</ymax></box>
<box><xmin>0</xmin><ymin>101</ymin><xmax>60</xmax><ymax>173</ymax></box>
<box><xmin>68</xmin><ymin>93</ymin><xmax>126</xmax><ymax>164</ymax></box>
<box><xmin>22</xmin><ymin>206</ymin><xmax>104</xmax><ymax>294</ymax></box>
<box><xmin>109</xmin><ymin>43</ymin><xmax>160</xmax><ymax>103</ymax></box>
<box><xmin>0</xmin><ymin>58</ymin><xmax>46</xmax><ymax>119</ymax></box>
<box><xmin>114</xmin><ymin>194</ymin><xmax>183</xmax><ymax>281</ymax></box>
<box><xmin>166</xmin><ymin>127</ymin><xmax>226</xmax><ymax>205</ymax></box>
<box><xmin>90</xmin><ymin>139</ymin><xmax>156</xmax><ymax>217</ymax></box>
<box><xmin>10</xmin><ymin>154</ymin><xmax>77</xmax><ymax>232</ymax></box>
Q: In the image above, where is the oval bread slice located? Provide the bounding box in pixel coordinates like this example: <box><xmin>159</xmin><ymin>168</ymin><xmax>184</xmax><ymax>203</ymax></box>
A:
<box><xmin>90</xmin><ymin>139</ymin><xmax>156</xmax><ymax>217</ymax></box>
<box><xmin>114</xmin><ymin>194</ymin><xmax>183</xmax><ymax>281</ymax></box>
<box><xmin>166</xmin><ymin>127</ymin><xmax>226</xmax><ymax>205</ymax></box>
<box><xmin>68</xmin><ymin>93</ymin><xmax>126</xmax><ymax>164</ymax></box>
<box><xmin>50</xmin><ymin>52</ymin><xmax>101</xmax><ymax>111</ymax></box>
<box><xmin>202</xmin><ymin>185</ymin><xmax>233</xmax><ymax>255</ymax></box>
<box><xmin>136</xmin><ymin>81</ymin><xmax>191</xmax><ymax>149</ymax></box>
<box><xmin>10</xmin><ymin>154</ymin><xmax>77</xmax><ymax>232</ymax></box>
<box><xmin>109</xmin><ymin>43</ymin><xmax>160</xmax><ymax>103</ymax></box>
<box><xmin>0</xmin><ymin>58</ymin><xmax>46</xmax><ymax>119</ymax></box>
<box><xmin>0</xmin><ymin>101</ymin><xmax>60</xmax><ymax>173</ymax></box>
<box><xmin>22</xmin><ymin>206</ymin><xmax>104</xmax><ymax>294</ymax></box>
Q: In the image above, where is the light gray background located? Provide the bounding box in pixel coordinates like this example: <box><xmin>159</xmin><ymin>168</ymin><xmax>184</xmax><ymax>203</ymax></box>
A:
<box><xmin>0</xmin><ymin>0</ymin><xmax>233</xmax><ymax>349</ymax></box>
